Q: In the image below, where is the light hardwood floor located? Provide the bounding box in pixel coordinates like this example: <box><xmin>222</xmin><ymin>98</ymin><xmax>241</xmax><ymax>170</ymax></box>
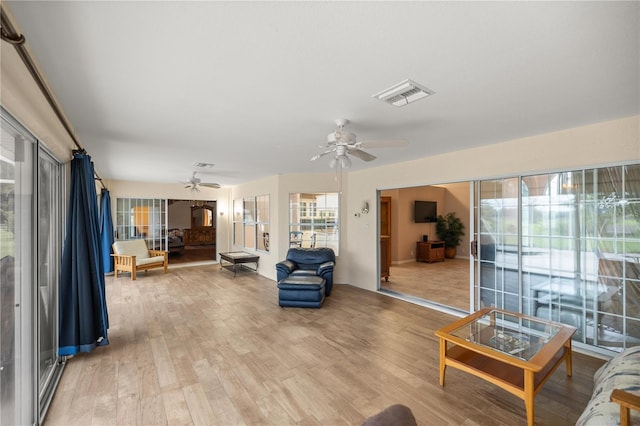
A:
<box><xmin>383</xmin><ymin>259</ymin><xmax>470</xmax><ymax>311</ymax></box>
<box><xmin>44</xmin><ymin>265</ymin><xmax>604</xmax><ymax>425</ymax></box>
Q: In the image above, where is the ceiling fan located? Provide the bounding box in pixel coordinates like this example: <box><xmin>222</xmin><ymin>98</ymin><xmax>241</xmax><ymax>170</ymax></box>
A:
<box><xmin>310</xmin><ymin>118</ymin><xmax>408</xmax><ymax>168</ymax></box>
<box><xmin>184</xmin><ymin>172</ymin><xmax>220</xmax><ymax>191</ymax></box>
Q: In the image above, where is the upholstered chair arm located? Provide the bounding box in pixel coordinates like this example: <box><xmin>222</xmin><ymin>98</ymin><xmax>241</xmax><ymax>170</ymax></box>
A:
<box><xmin>276</xmin><ymin>260</ymin><xmax>296</xmax><ymax>273</ymax></box>
<box><xmin>317</xmin><ymin>261</ymin><xmax>335</xmax><ymax>275</ymax></box>
<box><xmin>276</xmin><ymin>260</ymin><xmax>297</xmax><ymax>282</ymax></box>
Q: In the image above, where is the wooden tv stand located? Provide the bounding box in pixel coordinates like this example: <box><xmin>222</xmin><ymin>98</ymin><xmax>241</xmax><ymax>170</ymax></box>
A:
<box><xmin>416</xmin><ymin>240</ymin><xmax>445</xmax><ymax>263</ymax></box>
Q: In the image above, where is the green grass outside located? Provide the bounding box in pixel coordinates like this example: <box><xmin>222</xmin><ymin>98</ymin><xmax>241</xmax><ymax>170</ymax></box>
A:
<box><xmin>0</xmin><ymin>228</ymin><xmax>15</xmax><ymax>259</ymax></box>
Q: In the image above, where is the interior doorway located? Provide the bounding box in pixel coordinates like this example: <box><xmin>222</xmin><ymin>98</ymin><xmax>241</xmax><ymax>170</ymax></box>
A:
<box><xmin>378</xmin><ymin>183</ymin><xmax>471</xmax><ymax>312</ymax></box>
<box><xmin>167</xmin><ymin>199</ymin><xmax>217</xmax><ymax>264</ymax></box>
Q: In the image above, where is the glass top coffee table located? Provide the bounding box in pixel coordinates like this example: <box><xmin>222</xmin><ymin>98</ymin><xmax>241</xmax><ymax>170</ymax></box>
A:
<box><xmin>435</xmin><ymin>307</ymin><xmax>576</xmax><ymax>426</ymax></box>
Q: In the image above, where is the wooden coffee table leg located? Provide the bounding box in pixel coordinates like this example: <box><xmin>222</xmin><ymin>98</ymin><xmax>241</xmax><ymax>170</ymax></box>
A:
<box><xmin>524</xmin><ymin>370</ymin><xmax>535</xmax><ymax>426</ymax></box>
<box><xmin>439</xmin><ymin>338</ymin><xmax>446</xmax><ymax>386</ymax></box>
<box><xmin>565</xmin><ymin>340</ymin><xmax>573</xmax><ymax>376</ymax></box>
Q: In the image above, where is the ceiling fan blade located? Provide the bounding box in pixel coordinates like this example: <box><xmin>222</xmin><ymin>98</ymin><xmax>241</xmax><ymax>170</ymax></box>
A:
<box><xmin>358</xmin><ymin>139</ymin><xmax>409</xmax><ymax>149</ymax></box>
<box><xmin>200</xmin><ymin>183</ymin><xmax>221</xmax><ymax>189</ymax></box>
<box><xmin>310</xmin><ymin>150</ymin><xmax>334</xmax><ymax>161</ymax></box>
<box><xmin>348</xmin><ymin>148</ymin><xmax>377</xmax><ymax>162</ymax></box>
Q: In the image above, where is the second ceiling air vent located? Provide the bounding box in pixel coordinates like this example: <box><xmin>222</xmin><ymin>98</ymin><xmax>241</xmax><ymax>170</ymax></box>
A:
<box><xmin>372</xmin><ymin>79</ymin><xmax>435</xmax><ymax>107</ymax></box>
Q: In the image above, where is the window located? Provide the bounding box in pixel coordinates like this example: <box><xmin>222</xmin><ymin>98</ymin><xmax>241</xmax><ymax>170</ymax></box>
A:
<box><xmin>1</xmin><ymin>107</ymin><xmax>65</xmax><ymax>425</ymax></box>
<box><xmin>233</xmin><ymin>195</ymin><xmax>270</xmax><ymax>252</ymax></box>
<box><xmin>115</xmin><ymin>198</ymin><xmax>167</xmax><ymax>251</ymax></box>
<box><xmin>256</xmin><ymin>195</ymin><xmax>270</xmax><ymax>251</ymax></box>
<box><xmin>289</xmin><ymin>192</ymin><xmax>339</xmax><ymax>254</ymax></box>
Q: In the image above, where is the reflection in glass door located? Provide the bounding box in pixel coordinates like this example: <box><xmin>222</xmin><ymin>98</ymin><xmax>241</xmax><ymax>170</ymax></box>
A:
<box><xmin>37</xmin><ymin>146</ymin><xmax>64</xmax><ymax>418</ymax></box>
<box><xmin>475</xmin><ymin>166</ymin><xmax>640</xmax><ymax>353</ymax></box>
<box><xmin>1</xmin><ymin>108</ymin><xmax>65</xmax><ymax>425</ymax></box>
<box><xmin>1</xmin><ymin>109</ymin><xmax>35</xmax><ymax>425</ymax></box>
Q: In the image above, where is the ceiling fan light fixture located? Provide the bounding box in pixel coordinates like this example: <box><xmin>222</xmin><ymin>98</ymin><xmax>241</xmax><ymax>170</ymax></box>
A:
<box><xmin>327</xmin><ymin>130</ymin><xmax>356</xmax><ymax>144</ymax></box>
<box><xmin>340</xmin><ymin>155</ymin><xmax>351</xmax><ymax>168</ymax></box>
<box><xmin>372</xmin><ymin>79</ymin><xmax>435</xmax><ymax>107</ymax></box>
<box><xmin>329</xmin><ymin>157</ymin><xmax>338</xmax><ymax>169</ymax></box>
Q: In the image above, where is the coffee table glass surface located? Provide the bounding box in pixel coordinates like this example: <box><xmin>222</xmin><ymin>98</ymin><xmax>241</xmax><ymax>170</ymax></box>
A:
<box><xmin>448</xmin><ymin>309</ymin><xmax>563</xmax><ymax>361</ymax></box>
<box><xmin>436</xmin><ymin>308</ymin><xmax>576</xmax><ymax>426</ymax></box>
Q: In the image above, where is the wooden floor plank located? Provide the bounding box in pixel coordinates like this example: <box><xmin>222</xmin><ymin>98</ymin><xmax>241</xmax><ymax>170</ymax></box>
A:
<box><xmin>44</xmin><ymin>264</ymin><xmax>605</xmax><ymax>425</ymax></box>
<box><xmin>384</xmin><ymin>258</ymin><xmax>469</xmax><ymax>310</ymax></box>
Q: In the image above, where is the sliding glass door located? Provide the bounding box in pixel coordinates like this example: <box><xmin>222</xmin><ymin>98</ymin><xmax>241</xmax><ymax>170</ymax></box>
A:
<box><xmin>37</xmin><ymin>147</ymin><xmax>64</xmax><ymax>418</ymax></box>
<box><xmin>1</xmin><ymin>110</ymin><xmax>36</xmax><ymax>425</ymax></box>
<box><xmin>1</xmin><ymin>108</ymin><xmax>65</xmax><ymax>425</ymax></box>
<box><xmin>475</xmin><ymin>165</ymin><xmax>640</xmax><ymax>352</ymax></box>
<box><xmin>115</xmin><ymin>197</ymin><xmax>167</xmax><ymax>251</ymax></box>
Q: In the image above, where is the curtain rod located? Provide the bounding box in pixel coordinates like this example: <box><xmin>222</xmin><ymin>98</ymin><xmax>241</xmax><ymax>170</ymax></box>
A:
<box><xmin>1</xmin><ymin>8</ymin><xmax>107</xmax><ymax>190</ymax></box>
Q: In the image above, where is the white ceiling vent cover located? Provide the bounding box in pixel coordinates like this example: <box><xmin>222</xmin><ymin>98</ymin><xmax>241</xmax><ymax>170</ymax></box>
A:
<box><xmin>372</xmin><ymin>79</ymin><xmax>435</xmax><ymax>107</ymax></box>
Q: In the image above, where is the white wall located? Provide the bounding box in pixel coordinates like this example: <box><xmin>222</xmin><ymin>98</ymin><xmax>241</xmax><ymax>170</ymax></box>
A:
<box><xmin>229</xmin><ymin>175</ymin><xmax>279</xmax><ymax>279</ymax></box>
<box><xmin>1</xmin><ymin>41</ymin><xmax>75</xmax><ymax>164</ymax></box>
<box><xmin>104</xmin><ymin>180</ymin><xmax>231</xmax><ymax>254</ymax></box>
<box><xmin>345</xmin><ymin>115</ymin><xmax>640</xmax><ymax>292</ymax></box>
<box><xmin>229</xmin><ymin>172</ymin><xmax>348</xmax><ymax>282</ymax></box>
<box><xmin>103</xmin><ymin>173</ymin><xmax>348</xmax><ymax>282</ymax></box>
<box><xmin>3</xmin><ymin>4</ymin><xmax>638</xmax><ymax>295</ymax></box>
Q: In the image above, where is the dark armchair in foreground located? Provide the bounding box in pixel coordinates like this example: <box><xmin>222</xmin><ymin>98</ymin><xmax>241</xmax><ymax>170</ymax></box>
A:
<box><xmin>276</xmin><ymin>247</ymin><xmax>336</xmax><ymax>296</ymax></box>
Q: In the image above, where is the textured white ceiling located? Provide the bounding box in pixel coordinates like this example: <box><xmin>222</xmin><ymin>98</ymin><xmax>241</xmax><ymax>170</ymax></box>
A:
<box><xmin>5</xmin><ymin>1</ymin><xmax>639</xmax><ymax>186</ymax></box>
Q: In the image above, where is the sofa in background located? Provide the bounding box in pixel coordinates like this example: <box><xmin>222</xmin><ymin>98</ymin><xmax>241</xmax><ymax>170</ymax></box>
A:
<box><xmin>576</xmin><ymin>345</ymin><xmax>640</xmax><ymax>425</ymax></box>
<box><xmin>276</xmin><ymin>247</ymin><xmax>336</xmax><ymax>296</ymax></box>
<box><xmin>112</xmin><ymin>239</ymin><xmax>168</xmax><ymax>280</ymax></box>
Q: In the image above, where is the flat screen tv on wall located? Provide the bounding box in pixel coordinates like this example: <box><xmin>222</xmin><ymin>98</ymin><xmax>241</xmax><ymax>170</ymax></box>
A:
<box><xmin>414</xmin><ymin>200</ymin><xmax>437</xmax><ymax>223</ymax></box>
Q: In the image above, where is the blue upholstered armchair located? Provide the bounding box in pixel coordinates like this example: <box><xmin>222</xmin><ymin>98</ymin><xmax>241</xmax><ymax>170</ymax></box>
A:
<box><xmin>276</xmin><ymin>247</ymin><xmax>336</xmax><ymax>296</ymax></box>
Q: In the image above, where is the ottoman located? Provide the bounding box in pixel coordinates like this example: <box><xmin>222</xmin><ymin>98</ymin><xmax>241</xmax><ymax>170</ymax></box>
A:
<box><xmin>277</xmin><ymin>275</ymin><xmax>326</xmax><ymax>308</ymax></box>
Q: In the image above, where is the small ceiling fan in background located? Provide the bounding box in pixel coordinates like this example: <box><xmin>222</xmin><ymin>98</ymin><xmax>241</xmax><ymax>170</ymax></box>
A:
<box><xmin>310</xmin><ymin>118</ymin><xmax>408</xmax><ymax>168</ymax></box>
<box><xmin>184</xmin><ymin>172</ymin><xmax>220</xmax><ymax>191</ymax></box>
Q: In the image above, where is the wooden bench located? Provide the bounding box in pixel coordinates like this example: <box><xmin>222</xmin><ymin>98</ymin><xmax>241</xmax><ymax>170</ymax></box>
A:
<box><xmin>111</xmin><ymin>239</ymin><xmax>168</xmax><ymax>280</ymax></box>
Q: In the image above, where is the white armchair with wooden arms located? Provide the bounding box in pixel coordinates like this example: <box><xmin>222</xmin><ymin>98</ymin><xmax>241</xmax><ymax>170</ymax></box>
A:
<box><xmin>112</xmin><ymin>239</ymin><xmax>168</xmax><ymax>280</ymax></box>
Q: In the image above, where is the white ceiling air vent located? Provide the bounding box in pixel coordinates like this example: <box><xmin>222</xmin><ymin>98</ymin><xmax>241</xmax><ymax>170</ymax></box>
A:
<box><xmin>372</xmin><ymin>79</ymin><xmax>435</xmax><ymax>107</ymax></box>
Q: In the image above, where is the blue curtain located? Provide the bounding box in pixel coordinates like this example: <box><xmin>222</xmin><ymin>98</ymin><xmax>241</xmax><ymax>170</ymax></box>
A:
<box><xmin>100</xmin><ymin>189</ymin><xmax>114</xmax><ymax>274</ymax></box>
<box><xmin>59</xmin><ymin>152</ymin><xmax>109</xmax><ymax>356</ymax></box>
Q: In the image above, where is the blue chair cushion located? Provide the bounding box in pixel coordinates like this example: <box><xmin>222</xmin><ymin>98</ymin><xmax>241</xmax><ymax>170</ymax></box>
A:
<box><xmin>277</xmin><ymin>276</ymin><xmax>326</xmax><ymax>308</ymax></box>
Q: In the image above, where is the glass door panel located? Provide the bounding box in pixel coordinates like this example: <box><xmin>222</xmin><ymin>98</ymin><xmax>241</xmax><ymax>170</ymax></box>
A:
<box><xmin>478</xmin><ymin>178</ymin><xmax>520</xmax><ymax>313</ymax></box>
<box><xmin>1</xmin><ymin>110</ymin><xmax>35</xmax><ymax>426</ymax></box>
<box><xmin>477</xmin><ymin>165</ymin><xmax>640</xmax><ymax>352</ymax></box>
<box><xmin>115</xmin><ymin>198</ymin><xmax>167</xmax><ymax>251</ymax></box>
<box><xmin>37</xmin><ymin>146</ymin><xmax>64</xmax><ymax>416</ymax></box>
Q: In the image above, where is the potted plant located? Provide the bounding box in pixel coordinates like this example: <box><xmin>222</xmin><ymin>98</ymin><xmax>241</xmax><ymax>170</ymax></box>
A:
<box><xmin>436</xmin><ymin>212</ymin><xmax>465</xmax><ymax>258</ymax></box>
